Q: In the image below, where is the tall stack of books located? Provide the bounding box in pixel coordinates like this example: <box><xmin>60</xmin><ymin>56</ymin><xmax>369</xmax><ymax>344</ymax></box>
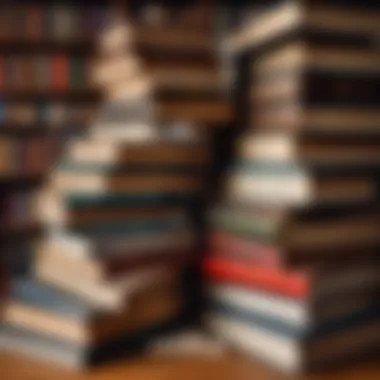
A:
<box><xmin>204</xmin><ymin>0</ymin><xmax>380</xmax><ymax>373</ymax></box>
<box><xmin>1</xmin><ymin>5</ymin><xmax>231</xmax><ymax>367</ymax></box>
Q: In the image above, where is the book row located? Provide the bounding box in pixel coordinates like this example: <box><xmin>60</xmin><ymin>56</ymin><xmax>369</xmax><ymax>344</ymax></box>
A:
<box><xmin>0</xmin><ymin>55</ymin><xmax>91</xmax><ymax>92</ymax></box>
<box><xmin>0</xmin><ymin>101</ymin><xmax>95</xmax><ymax>127</ymax></box>
<box><xmin>0</xmin><ymin>138</ymin><xmax>61</xmax><ymax>176</ymax></box>
<box><xmin>0</xmin><ymin>4</ymin><xmax>109</xmax><ymax>43</ymax></box>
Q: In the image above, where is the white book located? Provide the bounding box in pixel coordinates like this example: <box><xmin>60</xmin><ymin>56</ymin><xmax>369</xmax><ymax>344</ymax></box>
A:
<box><xmin>207</xmin><ymin>312</ymin><xmax>380</xmax><ymax>373</ymax></box>
<box><xmin>208</xmin><ymin>284</ymin><xmax>307</xmax><ymax>328</ymax></box>
<box><xmin>35</xmin><ymin>263</ymin><xmax>176</xmax><ymax>311</ymax></box>
<box><xmin>208</xmin><ymin>283</ymin><xmax>379</xmax><ymax>332</ymax></box>
<box><xmin>228</xmin><ymin>170</ymin><xmax>312</xmax><ymax>207</ymax></box>
<box><xmin>206</xmin><ymin>313</ymin><xmax>301</xmax><ymax>373</ymax></box>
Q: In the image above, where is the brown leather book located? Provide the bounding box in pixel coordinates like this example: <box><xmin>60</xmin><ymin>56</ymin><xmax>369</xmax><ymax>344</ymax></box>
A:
<box><xmin>211</xmin><ymin>205</ymin><xmax>380</xmax><ymax>265</ymax></box>
<box><xmin>0</xmin><ymin>139</ymin><xmax>14</xmax><ymax>174</ymax></box>
<box><xmin>66</xmin><ymin>140</ymin><xmax>210</xmax><ymax>167</ymax></box>
<box><xmin>239</xmin><ymin>132</ymin><xmax>380</xmax><ymax>167</ymax></box>
<box><xmin>52</xmin><ymin>172</ymin><xmax>202</xmax><ymax>194</ymax></box>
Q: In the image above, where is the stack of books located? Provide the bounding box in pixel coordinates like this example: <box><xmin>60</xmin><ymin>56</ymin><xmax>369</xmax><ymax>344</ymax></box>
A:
<box><xmin>204</xmin><ymin>0</ymin><xmax>380</xmax><ymax>373</ymax></box>
<box><xmin>92</xmin><ymin>9</ymin><xmax>232</xmax><ymax>130</ymax></box>
<box><xmin>0</xmin><ymin>6</ymin><xmax>233</xmax><ymax>367</ymax></box>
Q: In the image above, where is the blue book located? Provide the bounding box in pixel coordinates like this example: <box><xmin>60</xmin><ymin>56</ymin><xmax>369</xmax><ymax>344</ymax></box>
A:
<box><xmin>10</xmin><ymin>278</ymin><xmax>99</xmax><ymax>321</ymax></box>
<box><xmin>210</xmin><ymin>300</ymin><xmax>380</xmax><ymax>341</ymax></box>
<box><xmin>56</xmin><ymin>161</ymin><xmax>203</xmax><ymax>174</ymax></box>
<box><xmin>70</xmin><ymin>216</ymin><xmax>187</xmax><ymax>237</ymax></box>
<box><xmin>66</xmin><ymin>192</ymin><xmax>193</xmax><ymax>209</ymax></box>
<box><xmin>233</xmin><ymin>162</ymin><xmax>304</xmax><ymax>176</ymax></box>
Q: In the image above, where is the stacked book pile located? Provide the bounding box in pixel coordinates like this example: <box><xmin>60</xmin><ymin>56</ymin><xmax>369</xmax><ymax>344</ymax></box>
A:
<box><xmin>204</xmin><ymin>0</ymin><xmax>380</xmax><ymax>373</ymax></box>
<box><xmin>91</xmin><ymin>7</ymin><xmax>231</xmax><ymax>130</ymax></box>
<box><xmin>0</xmin><ymin>6</ymin><xmax>231</xmax><ymax>367</ymax></box>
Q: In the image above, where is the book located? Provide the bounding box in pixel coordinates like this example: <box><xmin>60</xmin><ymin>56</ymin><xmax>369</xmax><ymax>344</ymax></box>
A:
<box><xmin>63</xmin><ymin>140</ymin><xmax>210</xmax><ymax>167</ymax></box>
<box><xmin>209</xmin><ymin>230</ymin><xmax>283</xmax><ymax>268</ymax></box>
<box><xmin>253</xmin><ymin>64</ymin><xmax>380</xmax><ymax>107</ymax></box>
<box><xmin>158</xmin><ymin>99</ymin><xmax>232</xmax><ymax>126</ymax></box>
<box><xmin>70</xmin><ymin>56</ymin><xmax>85</xmax><ymax>90</ymax></box>
<box><xmin>51</xmin><ymin>172</ymin><xmax>202</xmax><ymax>195</ymax></box>
<box><xmin>35</xmin><ymin>195</ymin><xmax>189</xmax><ymax>225</ymax></box>
<box><xmin>4</xmin><ymin>276</ymin><xmax>181</xmax><ymax>345</ymax></box>
<box><xmin>59</xmin><ymin>192</ymin><xmax>194</xmax><ymax>209</ymax></box>
<box><xmin>206</xmin><ymin>311</ymin><xmax>380</xmax><ymax>373</ymax></box>
<box><xmin>0</xmin><ymin>316</ymin><xmax>181</xmax><ymax>368</ymax></box>
<box><xmin>92</xmin><ymin>56</ymin><xmax>141</xmax><ymax>87</ymax></box>
<box><xmin>254</xmin><ymin>107</ymin><xmax>380</xmax><ymax>135</ymax></box>
<box><xmin>35</xmin><ymin>261</ymin><xmax>183</xmax><ymax>311</ymax></box>
<box><xmin>203</xmin><ymin>256</ymin><xmax>379</xmax><ymax>300</ymax></box>
<box><xmin>0</xmin><ymin>139</ymin><xmax>13</xmax><ymax>174</ymax></box>
<box><xmin>226</xmin><ymin>166</ymin><xmax>376</xmax><ymax>207</ymax></box>
<box><xmin>36</xmin><ymin>233</ymin><xmax>192</xmax><ymax>281</ymax></box>
<box><xmin>254</xmin><ymin>43</ymin><xmax>380</xmax><ymax>75</ymax></box>
<box><xmin>25</xmin><ymin>4</ymin><xmax>43</xmax><ymax>41</ymax></box>
<box><xmin>226</xmin><ymin>1</ymin><xmax>380</xmax><ymax>53</ymax></box>
<box><xmin>36</xmin><ymin>229</ymin><xmax>195</xmax><ymax>261</ymax></box>
<box><xmin>238</xmin><ymin>132</ymin><xmax>380</xmax><ymax>168</ymax></box>
<box><xmin>134</xmin><ymin>25</ymin><xmax>214</xmax><ymax>55</ymax></box>
<box><xmin>52</xmin><ymin>54</ymin><xmax>69</xmax><ymax>92</ymax></box>
<box><xmin>208</xmin><ymin>283</ymin><xmax>379</xmax><ymax>337</ymax></box>
<box><xmin>210</xmin><ymin>206</ymin><xmax>380</xmax><ymax>256</ymax></box>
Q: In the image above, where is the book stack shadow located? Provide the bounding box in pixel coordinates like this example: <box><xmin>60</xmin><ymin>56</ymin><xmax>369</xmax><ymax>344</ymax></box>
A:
<box><xmin>0</xmin><ymin>10</ymin><xmax>232</xmax><ymax>368</ymax></box>
<box><xmin>204</xmin><ymin>0</ymin><xmax>380</xmax><ymax>374</ymax></box>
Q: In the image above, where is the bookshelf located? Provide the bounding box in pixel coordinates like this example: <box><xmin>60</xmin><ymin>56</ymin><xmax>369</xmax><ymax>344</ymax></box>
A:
<box><xmin>0</xmin><ymin>1</ymin><xmax>114</xmax><ymax>285</ymax></box>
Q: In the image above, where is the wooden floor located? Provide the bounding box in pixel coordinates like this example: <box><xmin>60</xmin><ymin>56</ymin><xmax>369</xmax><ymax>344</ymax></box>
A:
<box><xmin>1</xmin><ymin>352</ymin><xmax>380</xmax><ymax>380</ymax></box>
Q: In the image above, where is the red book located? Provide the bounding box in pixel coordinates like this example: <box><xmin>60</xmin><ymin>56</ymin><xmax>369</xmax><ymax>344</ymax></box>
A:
<box><xmin>52</xmin><ymin>55</ymin><xmax>69</xmax><ymax>92</ymax></box>
<box><xmin>209</xmin><ymin>230</ymin><xmax>282</xmax><ymax>268</ymax></box>
<box><xmin>203</xmin><ymin>257</ymin><xmax>309</xmax><ymax>300</ymax></box>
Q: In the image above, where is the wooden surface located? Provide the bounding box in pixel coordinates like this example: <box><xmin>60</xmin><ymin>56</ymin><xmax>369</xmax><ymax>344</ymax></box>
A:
<box><xmin>1</xmin><ymin>352</ymin><xmax>380</xmax><ymax>380</ymax></box>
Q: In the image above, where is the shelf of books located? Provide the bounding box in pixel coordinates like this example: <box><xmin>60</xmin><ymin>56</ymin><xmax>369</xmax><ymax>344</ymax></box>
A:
<box><xmin>0</xmin><ymin>2</ymin><xmax>112</xmax><ymax>304</ymax></box>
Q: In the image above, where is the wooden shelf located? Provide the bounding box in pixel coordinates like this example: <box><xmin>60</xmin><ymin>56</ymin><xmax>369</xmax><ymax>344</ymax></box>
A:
<box><xmin>0</xmin><ymin>39</ymin><xmax>96</xmax><ymax>53</ymax></box>
<box><xmin>0</xmin><ymin>173</ymin><xmax>44</xmax><ymax>187</ymax></box>
<box><xmin>0</xmin><ymin>123</ymin><xmax>86</xmax><ymax>136</ymax></box>
<box><xmin>0</xmin><ymin>90</ymin><xmax>100</xmax><ymax>102</ymax></box>
<box><xmin>0</xmin><ymin>222</ymin><xmax>42</xmax><ymax>238</ymax></box>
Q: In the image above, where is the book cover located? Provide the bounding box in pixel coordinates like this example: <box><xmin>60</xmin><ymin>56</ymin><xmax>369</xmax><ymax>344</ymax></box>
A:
<box><xmin>52</xmin><ymin>54</ymin><xmax>69</xmax><ymax>92</ymax></box>
<box><xmin>209</xmin><ymin>230</ymin><xmax>282</xmax><ymax>267</ymax></box>
<box><xmin>10</xmin><ymin>278</ymin><xmax>97</xmax><ymax>321</ymax></box>
<box><xmin>25</xmin><ymin>4</ymin><xmax>43</xmax><ymax>41</ymax></box>
<box><xmin>203</xmin><ymin>257</ymin><xmax>308</xmax><ymax>299</ymax></box>
<box><xmin>65</xmin><ymin>192</ymin><xmax>194</xmax><ymax>209</ymax></box>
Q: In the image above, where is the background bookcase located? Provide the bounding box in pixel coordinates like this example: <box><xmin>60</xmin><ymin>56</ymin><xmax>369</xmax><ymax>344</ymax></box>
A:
<box><xmin>0</xmin><ymin>1</ymin><xmax>117</xmax><ymax>289</ymax></box>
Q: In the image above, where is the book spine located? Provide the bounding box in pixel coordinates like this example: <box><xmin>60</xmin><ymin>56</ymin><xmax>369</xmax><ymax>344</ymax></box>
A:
<box><xmin>52</xmin><ymin>55</ymin><xmax>69</xmax><ymax>92</ymax></box>
<box><xmin>70</xmin><ymin>56</ymin><xmax>85</xmax><ymax>90</ymax></box>
<box><xmin>0</xmin><ymin>58</ymin><xmax>4</xmax><ymax>91</ymax></box>
<box><xmin>203</xmin><ymin>257</ymin><xmax>308</xmax><ymax>299</ymax></box>
<box><xmin>26</xmin><ymin>5</ymin><xmax>42</xmax><ymax>41</ymax></box>
<box><xmin>209</xmin><ymin>231</ymin><xmax>282</xmax><ymax>267</ymax></box>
